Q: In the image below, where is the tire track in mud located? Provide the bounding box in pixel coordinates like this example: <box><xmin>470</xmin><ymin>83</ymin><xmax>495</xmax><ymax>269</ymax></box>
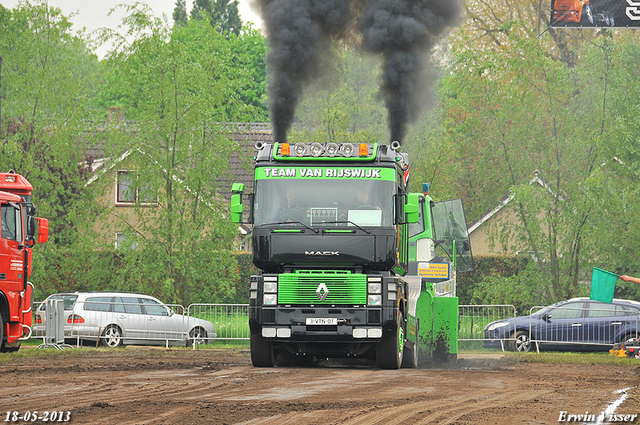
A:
<box><xmin>338</xmin><ymin>389</ymin><xmax>551</xmax><ymax>425</ymax></box>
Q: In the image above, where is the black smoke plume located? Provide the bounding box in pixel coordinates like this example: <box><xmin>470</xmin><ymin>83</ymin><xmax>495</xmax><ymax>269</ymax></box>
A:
<box><xmin>357</xmin><ymin>0</ymin><xmax>461</xmax><ymax>142</ymax></box>
<box><xmin>253</xmin><ymin>0</ymin><xmax>353</xmax><ymax>143</ymax></box>
<box><xmin>253</xmin><ymin>0</ymin><xmax>460</xmax><ymax>143</ymax></box>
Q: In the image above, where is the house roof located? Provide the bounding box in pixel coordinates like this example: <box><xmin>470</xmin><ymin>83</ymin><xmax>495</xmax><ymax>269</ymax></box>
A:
<box><xmin>221</xmin><ymin>123</ymin><xmax>272</xmax><ymax>199</ymax></box>
<box><xmin>467</xmin><ymin>170</ymin><xmax>551</xmax><ymax>234</ymax></box>
<box><xmin>84</xmin><ymin>122</ymin><xmax>272</xmax><ymax>200</ymax></box>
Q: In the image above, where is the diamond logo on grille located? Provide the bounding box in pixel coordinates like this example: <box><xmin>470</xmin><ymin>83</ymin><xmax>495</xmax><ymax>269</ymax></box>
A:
<box><xmin>316</xmin><ymin>283</ymin><xmax>329</xmax><ymax>301</ymax></box>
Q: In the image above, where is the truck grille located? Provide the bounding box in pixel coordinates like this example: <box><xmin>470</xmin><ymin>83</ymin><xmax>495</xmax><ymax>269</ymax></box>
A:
<box><xmin>278</xmin><ymin>271</ymin><xmax>367</xmax><ymax>305</ymax></box>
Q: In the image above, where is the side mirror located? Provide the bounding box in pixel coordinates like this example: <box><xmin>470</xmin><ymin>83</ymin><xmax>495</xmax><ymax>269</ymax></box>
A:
<box><xmin>231</xmin><ymin>183</ymin><xmax>245</xmax><ymax>224</ymax></box>
<box><xmin>405</xmin><ymin>193</ymin><xmax>419</xmax><ymax>224</ymax></box>
<box><xmin>231</xmin><ymin>194</ymin><xmax>244</xmax><ymax>224</ymax></box>
<box><xmin>36</xmin><ymin>218</ymin><xmax>49</xmax><ymax>244</ymax></box>
<box><xmin>27</xmin><ymin>216</ymin><xmax>36</xmax><ymax>238</ymax></box>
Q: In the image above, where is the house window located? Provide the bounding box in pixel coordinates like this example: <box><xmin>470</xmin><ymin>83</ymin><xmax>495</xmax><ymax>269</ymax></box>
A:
<box><xmin>115</xmin><ymin>232</ymin><xmax>138</xmax><ymax>250</ymax></box>
<box><xmin>116</xmin><ymin>171</ymin><xmax>157</xmax><ymax>205</ymax></box>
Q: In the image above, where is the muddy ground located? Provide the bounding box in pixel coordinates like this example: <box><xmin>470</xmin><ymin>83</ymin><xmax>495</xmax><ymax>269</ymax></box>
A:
<box><xmin>2</xmin><ymin>347</ymin><xmax>640</xmax><ymax>424</ymax></box>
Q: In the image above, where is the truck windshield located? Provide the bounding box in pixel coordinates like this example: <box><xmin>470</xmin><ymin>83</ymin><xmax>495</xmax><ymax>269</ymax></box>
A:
<box><xmin>1</xmin><ymin>203</ymin><xmax>22</xmax><ymax>242</ymax></box>
<box><xmin>254</xmin><ymin>179</ymin><xmax>395</xmax><ymax>228</ymax></box>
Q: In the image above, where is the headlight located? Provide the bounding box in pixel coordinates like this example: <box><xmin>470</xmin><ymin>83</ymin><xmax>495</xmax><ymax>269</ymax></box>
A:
<box><xmin>368</xmin><ymin>295</ymin><xmax>382</xmax><ymax>306</ymax></box>
<box><xmin>325</xmin><ymin>143</ymin><xmax>339</xmax><ymax>157</ymax></box>
<box><xmin>367</xmin><ymin>282</ymin><xmax>382</xmax><ymax>294</ymax></box>
<box><xmin>264</xmin><ymin>281</ymin><xmax>277</xmax><ymax>293</ymax></box>
<box><xmin>340</xmin><ymin>143</ymin><xmax>354</xmax><ymax>157</ymax></box>
<box><xmin>486</xmin><ymin>322</ymin><xmax>510</xmax><ymax>331</ymax></box>
<box><xmin>263</xmin><ymin>294</ymin><xmax>277</xmax><ymax>305</ymax></box>
<box><xmin>294</xmin><ymin>143</ymin><xmax>307</xmax><ymax>156</ymax></box>
<box><xmin>310</xmin><ymin>142</ymin><xmax>323</xmax><ymax>157</ymax></box>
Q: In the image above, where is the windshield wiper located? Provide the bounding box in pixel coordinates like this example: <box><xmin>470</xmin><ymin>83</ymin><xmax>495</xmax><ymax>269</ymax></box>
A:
<box><xmin>260</xmin><ymin>221</ymin><xmax>320</xmax><ymax>233</ymax></box>
<box><xmin>322</xmin><ymin>221</ymin><xmax>372</xmax><ymax>234</ymax></box>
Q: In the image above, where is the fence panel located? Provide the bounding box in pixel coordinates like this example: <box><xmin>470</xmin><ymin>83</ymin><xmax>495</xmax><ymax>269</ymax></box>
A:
<box><xmin>458</xmin><ymin>304</ymin><xmax>517</xmax><ymax>351</ymax></box>
<box><xmin>187</xmin><ymin>304</ymin><xmax>250</xmax><ymax>340</ymax></box>
<box><xmin>527</xmin><ymin>305</ymin><xmax>640</xmax><ymax>352</ymax></box>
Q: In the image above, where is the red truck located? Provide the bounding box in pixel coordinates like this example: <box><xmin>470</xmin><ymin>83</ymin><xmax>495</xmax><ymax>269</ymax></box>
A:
<box><xmin>0</xmin><ymin>170</ymin><xmax>48</xmax><ymax>352</ymax></box>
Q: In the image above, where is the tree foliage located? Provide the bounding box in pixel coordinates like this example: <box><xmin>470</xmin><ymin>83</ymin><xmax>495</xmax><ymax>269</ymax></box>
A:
<box><xmin>0</xmin><ymin>1</ymin><xmax>102</xmax><ymax>250</ymax></box>
<box><xmin>406</xmin><ymin>19</ymin><xmax>640</xmax><ymax>307</ymax></box>
<box><xmin>94</xmin><ymin>4</ymin><xmax>264</xmax><ymax>304</ymax></box>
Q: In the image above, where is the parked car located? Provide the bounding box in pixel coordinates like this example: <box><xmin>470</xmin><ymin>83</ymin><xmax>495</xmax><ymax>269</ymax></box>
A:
<box><xmin>483</xmin><ymin>297</ymin><xmax>640</xmax><ymax>352</ymax></box>
<box><xmin>33</xmin><ymin>292</ymin><xmax>215</xmax><ymax>348</ymax></box>
<box><xmin>32</xmin><ymin>293</ymin><xmax>79</xmax><ymax>339</ymax></box>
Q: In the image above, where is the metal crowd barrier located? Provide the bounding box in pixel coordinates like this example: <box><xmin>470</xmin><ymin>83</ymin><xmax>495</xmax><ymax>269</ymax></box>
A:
<box><xmin>31</xmin><ymin>300</ymin><xmax>197</xmax><ymax>348</ymax></box>
<box><xmin>458</xmin><ymin>304</ymin><xmax>517</xmax><ymax>351</ymax></box>
<box><xmin>187</xmin><ymin>304</ymin><xmax>250</xmax><ymax>340</ymax></box>
<box><xmin>528</xmin><ymin>305</ymin><xmax>640</xmax><ymax>353</ymax></box>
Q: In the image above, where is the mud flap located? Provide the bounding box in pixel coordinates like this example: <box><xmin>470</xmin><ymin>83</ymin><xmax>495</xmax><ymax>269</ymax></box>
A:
<box><xmin>415</xmin><ymin>288</ymin><xmax>458</xmax><ymax>363</ymax></box>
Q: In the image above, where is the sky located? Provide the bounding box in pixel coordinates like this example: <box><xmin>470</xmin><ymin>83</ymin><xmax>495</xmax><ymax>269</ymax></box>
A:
<box><xmin>0</xmin><ymin>0</ymin><xmax>264</xmax><ymax>58</ymax></box>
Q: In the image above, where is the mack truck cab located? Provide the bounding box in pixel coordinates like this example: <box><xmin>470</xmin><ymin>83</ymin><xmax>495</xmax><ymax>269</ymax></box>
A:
<box><xmin>232</xmin><ymin>142</ymin><xmax>473</xmax><ymax>368</ymax></box>
<box><xmin>0</xmin><ymin>171</ymin><xmax>48</xmax><ymax>352</ymax></box>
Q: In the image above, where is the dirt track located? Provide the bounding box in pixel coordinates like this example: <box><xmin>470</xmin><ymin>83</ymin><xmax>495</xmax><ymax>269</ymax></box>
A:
<box><xmin>2</xmin><ymin>347</ymin><xmax>640</xmax><ymax>424</ymax></box>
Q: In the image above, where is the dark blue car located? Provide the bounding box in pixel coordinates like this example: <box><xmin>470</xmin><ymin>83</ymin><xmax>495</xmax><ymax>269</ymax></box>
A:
<box><xmin>483</xmin><ymin>297</ymin><xmax>640</xmax><ymax>352</ymax></box>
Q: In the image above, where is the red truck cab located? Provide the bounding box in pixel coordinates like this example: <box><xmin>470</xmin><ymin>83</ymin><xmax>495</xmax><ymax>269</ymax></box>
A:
<box><xmin>0</xmin><ymin>171</ymin><xmax>48</xmax><ymax>352</ymax></box>
<box><xmin>553</xmin><ymin>0</ymin><xmax>594</xmax><ymax>24</ymax></box>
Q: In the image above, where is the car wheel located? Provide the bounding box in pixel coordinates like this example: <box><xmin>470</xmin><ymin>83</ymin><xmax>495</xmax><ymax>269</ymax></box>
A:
<box><xmin>581</xmin><ymin>4</ymin><xmax>594</xmax><ymax>25</ymax></box>
<box><xmin>101</xmin><ymin>325</ymin><xmax>123</xmax><ymax>348</ymax></box>
<box><xmin>620</xmin><ymin>333</ymin><xmax>637</xmax><ymax>343</ymax></box>
<box><xmin>187</xmin><ymin>327</ymin><xmax>207</xmax><ymax>347</ymax></box>
<box><xmin>377</xmin><ymin>312</ymin><xmax>404</xmax><ymax>369</ymax></box>
<box><xmin>511</xmin><ymin>330</ymin><xmax>532</xmax><ymax>353</ymax></box>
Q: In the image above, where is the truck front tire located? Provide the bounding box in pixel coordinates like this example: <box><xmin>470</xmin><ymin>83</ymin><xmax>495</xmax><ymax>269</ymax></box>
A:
<box><xmin>251</xmin><ymin>332</ymin><xmax>275</xmax><ymax>367</ymax></box>
<box><xmin>376</xmin><ymin>312</ymin><xmax>404</xmax><ymax>369</ymax></box>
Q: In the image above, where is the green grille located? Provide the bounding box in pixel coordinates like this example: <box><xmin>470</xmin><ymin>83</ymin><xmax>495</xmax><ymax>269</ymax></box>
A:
<box><xmin>278</xmin><ymin>271</ymin><xmax>367</xmax><ymax>305</ymax></box>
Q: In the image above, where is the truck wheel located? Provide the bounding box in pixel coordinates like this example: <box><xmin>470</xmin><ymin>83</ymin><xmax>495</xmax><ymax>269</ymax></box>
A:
<box><xmin>377</xmin><ymin>312</ymin><xmax>404</xmax><ymax>369</ymax></box>
<box><xmin>0</xmin><ymin>315</ymin><xmax>4</xmax><ymax>352</ymax></box>
<box><xmin>402</xmin><ymin>321</ymin><xmax>418</xmax><ymax>368</ymax></box>
<box><xmin>1</xmin><ymin>341</ymin><xmax>20</xmax><ymax>353</ymax></box>
<box><xmin>580</xmin><ymin>4</ymin><xmax>594</xmax><ymax>25</ymax></box>
<box><xmin>251</xmin><ymin>333</ymin><xmax>275</xmax><ymax>367</ymax></box>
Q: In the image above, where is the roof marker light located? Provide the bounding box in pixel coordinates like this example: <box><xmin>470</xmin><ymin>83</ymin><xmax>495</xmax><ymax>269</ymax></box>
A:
<box><xmin>280</xmin><ymin>143</ymin><xmax>290</xmax><ymax>156</ymax></box>
<box><xmin>359</xmin><ymin>143</ymin><xmax>369</xmax><ymax>156</ymax></box>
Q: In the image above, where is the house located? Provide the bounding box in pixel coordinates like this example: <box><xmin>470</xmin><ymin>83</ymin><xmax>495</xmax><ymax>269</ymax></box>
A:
<box><xmin>467</xmin><ymin>171</ymin><xmax>553</xmax><ymax>257</ymax></box>
<box><xmin>83</xmin><ymin>122</ymin><xmax>271</xmax><ymax>250</ymax></box>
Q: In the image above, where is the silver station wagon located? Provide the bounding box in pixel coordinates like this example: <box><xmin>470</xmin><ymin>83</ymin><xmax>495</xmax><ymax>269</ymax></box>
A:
<box><xmin>34</xmin><ymin>292</ymin><xmax>215</xmax><ymax>347</ymax></box>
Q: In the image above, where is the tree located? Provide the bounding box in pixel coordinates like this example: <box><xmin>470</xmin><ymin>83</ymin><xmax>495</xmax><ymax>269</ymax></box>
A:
<box><xmin>97</xmin><ymin>5</ymin><xmax>263</xmax><ymax>304</ymax></box>
<box><xmin>405</xmin><ymin>21</ymin><xmax>640</xmax><ymax>306</ymax></box>
<box><xmin>173</xmin><ymin>0</ymin><xmax>188</xmax><ymax>28</ymax></box>
<box><xmin>0</xmin><ymin>1</ymin><xmax>102</xmax><ymax>247</ymax></box>
<box><xmin>191</xmin><ymin>0</ymin><xmax>242</xmax><ymax>36</ymax></box>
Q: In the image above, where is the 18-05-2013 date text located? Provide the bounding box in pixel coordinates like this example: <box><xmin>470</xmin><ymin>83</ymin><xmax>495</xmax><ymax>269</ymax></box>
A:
<box><xmin>4</xmin><ymin>411</ymin><xmax>71</xmax><ymax>422</ymax></box>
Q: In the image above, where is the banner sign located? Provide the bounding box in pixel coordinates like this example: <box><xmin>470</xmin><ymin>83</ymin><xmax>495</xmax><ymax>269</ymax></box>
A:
<box><xmin>256</xmin><ymin>166</ymin><xmax>396</xmax><ymax>181</ymax></box>
<box><xmin>417</xmin><ymin>262</ymin><xmax>450</xmax><ymax>279</ymax></box>
<box><xmin>550</xmin><ymin>0</ymin><xmax>640</xmax><ymax>27</ymax></box>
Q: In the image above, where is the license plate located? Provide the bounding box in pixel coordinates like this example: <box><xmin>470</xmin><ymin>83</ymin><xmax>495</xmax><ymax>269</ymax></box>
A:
<box><xmin>306</xmin><ymin>318</ymin><xmax>338</xmax><ymax>325</ymax></box>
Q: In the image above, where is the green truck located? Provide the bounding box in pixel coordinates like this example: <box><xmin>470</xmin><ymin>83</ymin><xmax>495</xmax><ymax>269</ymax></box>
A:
<box><xmin>231</xmin><ymin>141</ymin><xmax>472</xmax><ymax>368</ymax></box>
